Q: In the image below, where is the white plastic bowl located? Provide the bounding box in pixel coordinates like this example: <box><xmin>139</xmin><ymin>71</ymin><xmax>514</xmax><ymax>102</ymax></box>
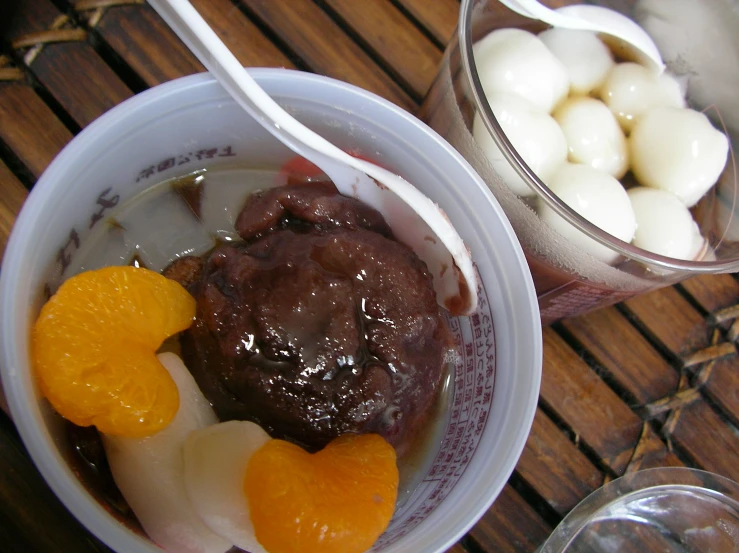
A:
<box><xmin>0</xmin><ymin>69</ymin><xmax>541</xmax><ymax>553</ymax></box>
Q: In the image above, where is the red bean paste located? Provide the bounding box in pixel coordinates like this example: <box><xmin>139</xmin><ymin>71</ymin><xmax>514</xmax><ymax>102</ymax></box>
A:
<box><xmin>166</xmin><ymin>181</ymin><xmax>449</xmax><ymax>454</ymax></box>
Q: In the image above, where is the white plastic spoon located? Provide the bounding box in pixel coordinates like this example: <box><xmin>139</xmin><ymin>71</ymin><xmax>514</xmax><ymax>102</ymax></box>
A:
<box><xmin>147</xmin><ymin>0</ymin><xmax>477</xmax><ymax>315</ymax></box>
<box><xmin>499</xmin><ymin>0</ymin><xmax>665</xmax><ymax>74</ymax></box>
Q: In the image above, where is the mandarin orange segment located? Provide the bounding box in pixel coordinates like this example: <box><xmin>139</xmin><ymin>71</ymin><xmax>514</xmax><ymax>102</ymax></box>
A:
<box><xmin>245</xmin><ymin>433</ymin><xmax>399</xmax><ymax>553</ymax></box>
<box><xmin>32</xmin><ymin>266</ymin><xmax>196</xmax><ymax>437</ymax></box>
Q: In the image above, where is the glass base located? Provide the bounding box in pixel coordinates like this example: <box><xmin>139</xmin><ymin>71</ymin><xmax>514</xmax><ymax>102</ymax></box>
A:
<box><xmin>540</xmin><ymin>468</ymin><xmax>739</xmax><ymax>553</ymax></box>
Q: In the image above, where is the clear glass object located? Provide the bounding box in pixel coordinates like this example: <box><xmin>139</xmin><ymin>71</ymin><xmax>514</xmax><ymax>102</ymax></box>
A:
<box><xmin>539</xmin><ymin>468</ymin><xmax>739</xmax><ymax>553</ymax></box>
<box><xmin>420</xmin><ymin>0</ymin><xmax>739</xmax><ymax>324</ymax></box>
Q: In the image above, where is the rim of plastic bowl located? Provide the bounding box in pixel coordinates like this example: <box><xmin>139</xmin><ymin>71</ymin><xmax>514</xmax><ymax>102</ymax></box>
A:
<box><xmin>539</xmin><ymin>467</ymin><xmax>739</xmax><ymax>553</ymax></box>
<box><xmin>0</xmin><ymin>68</ymin><xmax>542</xmax><ymax>553</ymax></box>
<box><xmin>459</xmin><ymin>0</ymin><xmax>739</xmax><ymax>274</ymax></box>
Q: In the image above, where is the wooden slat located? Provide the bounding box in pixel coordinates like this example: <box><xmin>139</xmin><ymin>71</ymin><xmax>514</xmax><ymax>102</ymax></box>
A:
<box><xmin>541</xmin><ymin>328</ymin><xmax>643</xmax><ymax>474</ymax></box>
<box><xmin>26</xmin><ymin>43</ymin><xmax>131</xmax><ymax>128</ymax></box>
<box><xmin>323</xmin><ymin>0</ymin><xmax>442</xmax><ymax>99</ymax></box>
<box><xmin>0</xmin><ymin>160</ymin><xmax>27</xmax><ymax>257</ymax></box>
<box><xmin>74</xmin><ymin>0</ymin><xmax>291</xmax><ymax>87</ymax></box>
<box><xmin>672</xmin><ymin>401</ymin><xmax>739</xmax><ymax>482</ymax></box>
<box><xmin>516</xmin><ymin>408</ymin><xmax>603</xmax><ymax>515</ymax></box>
<box><xmin>238</xmin><ymin>0</ymin><xmax>415</xmax><ymax>111</ymax></box>
<box><xmin>190</xmin><ymin>0</ymin><xmax>294</xmax><ymax>69</ymax></box>
<box><xmin>395</xmin><ymin>0</ymin><xmax>459</xmax><ymax>46</ymax></box>
<box><xmin>702</xmin><ymin>356</ymin><xmax>739</xmax><ymax>427</ymax></box>
<box><xmin>622</xmin><ymin>287</ymin><xmax>710</xmax><ymax>358</ymax></box>
<box><xmin>445</xmin><ymin>543</ymin><xmax>470</xmax><ymax>553</ymax></box>
<box><xmin>76</xmin><ymin>2</ymin><xmax>204</xmax><ymax>86</ymax></box>
<box><xmin>561</xmin><ymin>307</ymin><xmax>679</xmax><ymax>405</ymax></box>
<box><xmin>629</xmin><ymin>424</ymin><xmax>685</xmax><ymax>471</ymax></box>
<box><xmin>7</xmin><ymin>0</ymin><xmax>132</xmax><ymax>128</ymax></box>
<box><xmin>0</xmin><ymin>82</ymin><xmax>73</xmax><ymax>178</ymax></box>
<box><xmin>680</xmin><ymin>273</ymin><xmax>739</xmax><ymax>314</ymax></box>
<box><xmin>468</xmin><ymin>484</ymin><xmax>552</xmax><ymax>553</ymax></box>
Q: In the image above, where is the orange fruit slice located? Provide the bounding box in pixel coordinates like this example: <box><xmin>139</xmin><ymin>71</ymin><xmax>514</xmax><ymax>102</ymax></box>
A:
<box><xmin>245</xmin><ymin>433</ymin><xmax>399</xmax><ymax>553</ymax></box>
<box><xmin>32</xmin><ymin>266</ymin><xmax>196</xmax><ymax>437</ymax></box>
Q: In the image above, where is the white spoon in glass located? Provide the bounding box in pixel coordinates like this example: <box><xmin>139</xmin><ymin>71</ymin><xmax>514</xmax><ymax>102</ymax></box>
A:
<box><xmin>499</xmin><ymin>0</ymin><xmax>665</xmax><ymax>74</ymax></box>
<box><xmin>147</xmin><ymin>0</ymin><xmax>477</xmax><ymax>315</ymax></box>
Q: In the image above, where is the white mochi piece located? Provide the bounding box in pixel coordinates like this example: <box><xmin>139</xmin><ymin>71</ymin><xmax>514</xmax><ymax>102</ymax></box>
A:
<box><xmin>102</xmin><ymin>353</ymin><xmax>230</xmax><ymax>553</ymax></box>
<box><xmin>538</xmin><ymin>163</ymin><xmax>636</xmax><ymax>264</ymax></box>
<box><xmin>474</xmin><ymin>28</ymin><xmax>570</xmax><ymax>113</ymax></box>
<box><xmin>630</xmin><ymin>106</ymin><xmax>729</xmax><ymax>207</ymax></box>
<box><xmin>600</xmin><ymin>62</ymin><xmax>686</xmax><ymax>132</ymax></box>
<box><xmin>539</xmin><ymin>28</ymin><xmax>615</xmax><ymax>95</ymax></box>
<box><xmin>554</xmin><ymin>97</ymin><xmax>629</xmax><ymax>179</ymax></box>
<box><xmin>627</xmin><ymin>187</ymin><xmax>696</xmax><ymax>259</ymax></box>
<box><xmin>472</xmin><ymin>94</ymin><xmax>568</xmax><ymax>196</ymax></box>
<box><xmin>184</xmin><ymin>421</ymin><xmax>271</xmax><ymax>553</ymax></box>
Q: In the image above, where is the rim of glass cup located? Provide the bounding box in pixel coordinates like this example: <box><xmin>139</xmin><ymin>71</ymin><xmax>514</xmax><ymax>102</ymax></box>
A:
<box><xmin>459</xmin><ymin>0</ymin><xmax>739</xmax><ymax>274</ymax></box>
<box><xmin>538</xmin><ymin>467</ymin><xmax>739</xmax><ymax>553</ymax></box>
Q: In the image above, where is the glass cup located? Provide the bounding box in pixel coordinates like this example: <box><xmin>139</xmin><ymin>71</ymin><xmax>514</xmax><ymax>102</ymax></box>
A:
<box><xmin>540</xmin><ymin>467</ymin><xmax>739</xmax><ymax>552</ymax></box>
<box><xmin>420</xmin><ymin>0</ymin><xmax>739</xmax><ymax>324</ymax></box>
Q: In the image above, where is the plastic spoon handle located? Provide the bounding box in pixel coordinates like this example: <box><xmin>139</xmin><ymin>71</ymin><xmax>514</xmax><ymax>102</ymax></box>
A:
<box><xmin>510</xmin><ymin>0</ymin><xmax>599</xmax><ymax>29</ymax></box>
<box><xmin>500</xmin><ymin>0</ymin><xmax>664</xmax><ymax>73</ymax></box>
<box><xmin>556</xmin><ymin>4</ymin><xmax>664</xmax><ymax>72</ymax></box>
<box><xmin>497</xmin><ymin>0</ymin><xmax>537</xmax><ymax>19</ymax></box>
<box><xmin>146</xmin><ymin>0</ymin><xmax>477</xmax><ymax>314</ymax></box>
<box><xmin>147</xmin><ymin>0</ymin><xmax>362</xmax><ymax>186</ymax></box>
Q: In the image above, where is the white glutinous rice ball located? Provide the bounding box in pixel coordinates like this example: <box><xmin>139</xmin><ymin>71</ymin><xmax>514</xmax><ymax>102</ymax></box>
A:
<box><xmin>539</xmin><ymin>28</ymin><xmax>614</xmax><ymax>95</ymax></box>
<box><xmin>102</xmin><ymin>353</ymin><xmax>231</xmax><ymax>553</ymax></box>
<box><xmin>554</xmin><ymin>97</ymin><xmax>629</xmax><ymax>179</ymax></box>
<box><xmin>627</xmin><ymin>187</ymin><xmax>696</xmax><ymax>259</ymax></box>
<box><xmin>600</xmin><ymin>62</ymin><xmax>686</xmax><ymax>132</ymax></box>
<box><xmin>538</xmin><ymin>163</ymin><xmax>636</xmax><ymax>264</ymax></box>
<box><xmin>184</xmin><ymin>421</ymin><xmax>271</xmax><ymax>553</ymax></box>
<box><xmin>630</xmin><ymin>106</ymin><xmax>729</xmax><ymax>207</ymax></box>
<box><xmin>472</xmin><ymin>94</ymin><xmax>568</xmax><ymax>196</ymax></box>
<box><xmin>473</xmin><ymin>28</ymin><xmax>570</xmax><ymax>113</ymax></box>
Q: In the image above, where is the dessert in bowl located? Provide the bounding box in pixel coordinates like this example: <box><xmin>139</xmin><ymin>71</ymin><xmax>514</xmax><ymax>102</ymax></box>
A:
<box><xmin>0</xmin><ymin>69</ymin><xmax>541</xmax><ymax>553</ymax></box>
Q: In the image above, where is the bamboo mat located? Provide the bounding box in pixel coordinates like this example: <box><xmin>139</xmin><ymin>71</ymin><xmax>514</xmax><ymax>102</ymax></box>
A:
<box><xmin>1</xmin><ymin>1</ymin><xmax>739</xmax><ymax>552</ymax></box>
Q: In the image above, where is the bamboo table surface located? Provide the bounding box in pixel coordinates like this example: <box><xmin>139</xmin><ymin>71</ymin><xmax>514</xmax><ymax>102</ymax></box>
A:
<box><xmin>2</xmin><ymin>0</ymin><xmax>739</xmax><ymax>552</ymax></box>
